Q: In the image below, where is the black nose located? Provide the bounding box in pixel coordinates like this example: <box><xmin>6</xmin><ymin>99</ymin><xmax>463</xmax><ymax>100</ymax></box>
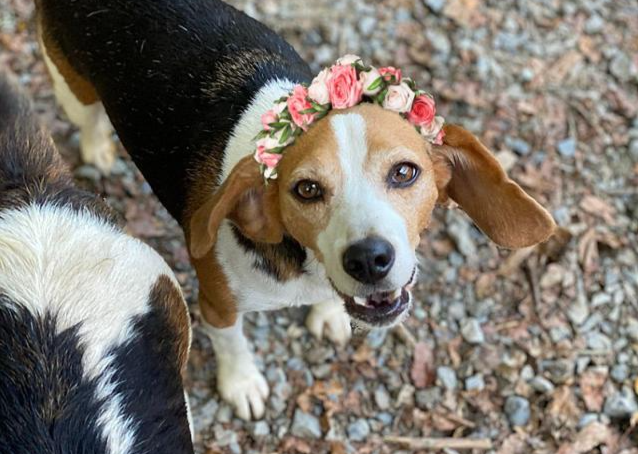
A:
<box><xmin>342</xmin><ymin>237</ymin><xmax>395</xmax><ymax>284</ymax></box>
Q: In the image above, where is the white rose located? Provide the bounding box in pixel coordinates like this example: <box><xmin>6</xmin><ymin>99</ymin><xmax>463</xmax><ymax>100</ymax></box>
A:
<box><xmin>382</xmin><ymin>82</ymin><xmax>416</xmax><ymax>113</ymax></box>
<box><xmin>308</xmin><ymin>68</ymin><xmax>330</xmax><ymax>105</ymax></box>
<box><xmin>336</xmin><ymin>54</ymin><xmax>361</xmax><ymax>66</ymax></box>
<box><xmin>360</xmin><ymin>67</ymin><xmax>382</xmax><ymax>96</ymax></box>
<box><xmin>420</xmin><ymin>115</ymin><xmax>445</xmax><ymax>142</ymax></box>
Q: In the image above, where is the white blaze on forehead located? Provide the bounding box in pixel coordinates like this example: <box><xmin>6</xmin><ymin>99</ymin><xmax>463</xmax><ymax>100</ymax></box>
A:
<box><xmin>317</xmin><ymin>114</ymin><xmax>415</xmax><ymax>295</ymax></box>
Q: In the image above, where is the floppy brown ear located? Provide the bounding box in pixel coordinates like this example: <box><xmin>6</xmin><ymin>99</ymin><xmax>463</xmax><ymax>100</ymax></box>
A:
<box><xmin>189</xmin><ymin>156</ymin><xmax>284</xmax><ymax>259</ymax></box>
<box><xmin>431</xmin><ymin>124</ymin><xmax>555</xmax><ymax>249</ymax></box>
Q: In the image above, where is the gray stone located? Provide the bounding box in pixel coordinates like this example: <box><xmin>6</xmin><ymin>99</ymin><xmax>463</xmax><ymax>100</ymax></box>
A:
<box><xmin>347</xmin><ymin>419</ymin><xmax>371</xmax><ymax>442</ymax></box>
<box><xmin>568</xmin><ymin>298</ymin><xmax>590</xmax><ymax>326</ymax></box>
<box><xmin>376</xmin><ymin>412</ymin><xmax>394</xmax><ymax>425</ymax></box>
<box><xmin>447</xmin><ymin>215</ymin><xmax>477</xmax><ymax>258</ymax></box>
<box><xmin>578</xmin><ymin>413</ymin><xmax>599</xmax><ymax>428</ymax></box>
<box><xmin>461</xmin><ymin>318</ymin><xmax>485</xmax><ymax>344</ymax></box>
<box><xmin>191</xmin><ymin>399</ymin><xmax>219</xmax><ymax>434</ymax></box>
<box><xmin>629</xmin><ymin>139</ymin><xmax>638</xmax><ymax>161</ymax></box>
<box><xmin>216</xmin><ymin>404</ymin><xmax>233</xmax><ymax>423</ymax></box>
<box><xmin>366</xmin><ymin>329</ymin><xmax>388</xmax><ymax>348</ymax></box>
<box><xmin>437</xmin><ymin>366</ymin><xmax>458</xmax><ymax>390</ymax></box>
<box><xmin>584</xmin><ymin>14</ymin><xmax>604</xmax><ymax>34</ymax></box>
<box><xmin>611</xmin><ymin>364</ymin><xmax>629</xmax><ymax>383</ymax></box>
<box><xmin>504</xmin><ymin>396</ymin><xmax>531</xmax><ymax>427</ymax></box>
<box><xmin>74</xmin><ymin>165</ymin><xmax>102</xmax><ymax>182</ymax></box>
<box><xmin>374</xmin><ymin>385</ymin><xmax>391</xmax><ymax>410</ymax></box>
<box><xmin>557</xmin><ymin>138</ymin><xmax>577</xmax><ymax>158</ymax></box>
<box><xmin>530</xmin><ymin>376</ymin><xmax>555</xmax><ymax>394</ymax></box>
<box><xmin>586</xmin><ymin>331</ymin><xmax>612</xmax><ymax>351</ymax></box>
<box><xmin>610</xmin><ymin>53</ymin><xmax>637</xmax><ymax>83</ymax></box>
<box><xmin>627</xmin><ymin>318</ymin><xmax>638</xmax><ymax>342</ymax></box>
<box><xmin>291</xmin><ymin>409</ymin><xmax>322</xmax><ymax>439</ymax></box>
<box><xmin>415</xmin><ymin>388</ymin><xmax>441</xmax><ymax>410</ymax></box>
<box><xmin>465</xmin><ymin>374</ymin><xmax>485</xmax><ymax>391</ymax></box>
<box><xmin>424</xmin><ymin>0</ymin><xmax>446</xmax><ymax>13</ymax></box>
<box><xmin>603</xmin><ymin>388</ymin><xmax>638</xmax><ymax>418</ymax></box>
<box><xmin>250</xmin><ymin>421</ymin><xmax>271</xmax><ymax>438</ymax></box>
<box><xmin>358</xmin><ymin>16</ymin><xmax>377</xmax><ymax>37</ymax></box>
<box><xmin>426</xmin><ymin>29</ymin><xmax>451</xmax><ymax>55</ymax></box>
<box><xmin>505</xmin><ymin>136</ymin><xmax>531</xmax><ymax>155</ymax></box>
<box><xmin>215</xmin><ymin>428</ymin><xmax>238</xmax><ymax>447</ymax></box>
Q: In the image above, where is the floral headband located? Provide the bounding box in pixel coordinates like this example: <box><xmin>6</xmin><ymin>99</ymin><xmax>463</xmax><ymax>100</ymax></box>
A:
<box><xmin>253</xmin><ymin>54</ymin><xmax>445</xmax><ymax>180</ymax></box>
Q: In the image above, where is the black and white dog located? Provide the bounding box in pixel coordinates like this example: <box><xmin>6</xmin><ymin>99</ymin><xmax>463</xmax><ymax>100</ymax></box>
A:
<box><xmin>37</xmin><ymin>0</ymin><xmax>555</xmax><ymax>420</ymax></box>
<box><xmin>0</xmin><ymin>75</ymin><xmax>194</xmax><ymax>454</ymax></box>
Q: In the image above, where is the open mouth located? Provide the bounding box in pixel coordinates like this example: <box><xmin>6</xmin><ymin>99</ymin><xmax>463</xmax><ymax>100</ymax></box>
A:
<box><xmin>333</xmin><ymin>268</ymin><xmax>416</xmax><ymax>327</ymax></box>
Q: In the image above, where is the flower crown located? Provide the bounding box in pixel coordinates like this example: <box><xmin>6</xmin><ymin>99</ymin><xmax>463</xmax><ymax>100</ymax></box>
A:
<box><xmin>253</xmin><ymin>54</ymin><xmax>445</xmax><ymax>180</ymax></box>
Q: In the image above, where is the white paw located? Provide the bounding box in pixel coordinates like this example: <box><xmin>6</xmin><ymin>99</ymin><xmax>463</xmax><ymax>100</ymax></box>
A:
<box><xmin>80</xmin><ymin>135</ymin><xmax>116</xmax><ymax>174</ymax></box>
<box><xmin>306</xmin><ymin>301</ymin><xmax>352</xmax><ymax>347</ymax></box>
<box><xmin>217</xmin><ymin>356</ymin><xmax>269</xmax><ymax>421</ymax></box>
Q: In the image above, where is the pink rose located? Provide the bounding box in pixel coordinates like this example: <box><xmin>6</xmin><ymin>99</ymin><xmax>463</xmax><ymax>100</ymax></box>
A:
<box><xmin>379</xmin><ymin>66</ymin><xmax>402</xmax><ymax>84</ymax></box>
<box><xmin>406</xmin><ymin>94</ymin><xmax>436</xmax><ymax>127</ymax></box>
<box><xmin>360</xmin><ymin>67</ymin><xmax>382</xmax><ymax>96</ymax></box>
<box><xmin>287</xmin><ymin>85</ymin><xmax>315</xmax><ymax>130</ymax></box>
<box><xmin>261</xmin><ymin>109</ymin><xmax>279</xmax><ymax>131</ymax></box>
<box><xmin>382</xmin><ymin>82</ymin><xmax>415</xmax><ymax>113</ymax></box>
<box><xmin>308</xmin><ymin>68</ymin><xmax>330</xmax><ymax>105</ymax></box>
<box><xmin>336</xmin><ymin>54</ymin><xmax>361</xmax><ymax>66</ymax></box>
<box><xmin>327</xmin><ymin>65</ymin><xmax>364</xmax><ymax>109</ymax></box>
<box><xmin>420</xmin><ymin>115</ymin><xmax>445</xmax><ymax>143</ymax></box>
<box><xmin>254</xmin><ymin>145</ymin><xmax>283</xmax><ymax>169</ymax></box>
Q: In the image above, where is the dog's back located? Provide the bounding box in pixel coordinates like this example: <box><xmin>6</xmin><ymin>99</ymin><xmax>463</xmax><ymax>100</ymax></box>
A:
<box><xmin>0</xmin><ymin>77</ymin><xmax>194</xmax><ymax>454</ymax></box>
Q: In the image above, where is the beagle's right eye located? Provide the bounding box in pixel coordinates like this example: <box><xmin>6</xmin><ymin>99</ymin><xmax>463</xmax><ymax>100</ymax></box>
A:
<box><xmin>293</xmin><ymin>180</ymin><xmax>324</xmax><ymax>202</ymax></box>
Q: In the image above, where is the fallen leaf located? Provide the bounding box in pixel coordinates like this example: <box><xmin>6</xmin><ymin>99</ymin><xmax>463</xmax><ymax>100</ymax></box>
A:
<box><xmin>548</xmin><ymin>386</ymin><xmax>581</xmax><ymax>425</ymax></box>
<box><xmin>496</xmin><ymin>433</ymin><xmax>529</xmax><ymax>454</ymax></box>
<box><xmin>579</xmin><ymin>195</ymin><xmax>616</xmax><ymax>224</ymax></box>
<box><xmin>443</xmin><ymin>0</ymin><xmax>479</xmax><ymax>26</ymax></box>
<box><xmin>411</xmin><ymin>342</ymin><xmax>436</xmax><ymax>388</ymax></box>
<box><xmin>281</xmin><ymin>437</ymin><xmax>312</xmax><ymax>454</ymax></box>
<box><xmin>578</xmin><ymin>228</ymin><xmax>599</xmax><ymax>274</ymax></box>
<box><xmin>556</xmin><ymin>422</ymin><xmax>616</xmax><ymax>454</ymax></box>
<box><xmin>579</xmin><ymin>369</ymin><xmax>607</xmax><ymax>412</ymax></box>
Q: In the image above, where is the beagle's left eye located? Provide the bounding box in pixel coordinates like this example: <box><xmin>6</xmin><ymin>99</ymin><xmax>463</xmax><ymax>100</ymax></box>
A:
<box><xmin>293</xmin><ymin>179</ymin><xmax>324</xmax><ymax>202</ymax></box>
<box><xmin>388</xmin><ymin>162</ymin><xmax>420</xmax><ymax>188</ymax></box>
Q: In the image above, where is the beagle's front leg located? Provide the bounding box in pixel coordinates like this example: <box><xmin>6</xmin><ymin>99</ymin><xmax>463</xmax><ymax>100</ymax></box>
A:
<box><xmin>203</xmin><ymin>315</ymin><xmax>269</xmax><ymax>421</ymax></box>
<box><xmin>306</xmin><ymin>299</ymin><xmax>352</xmax><ymax>347</ymax></box>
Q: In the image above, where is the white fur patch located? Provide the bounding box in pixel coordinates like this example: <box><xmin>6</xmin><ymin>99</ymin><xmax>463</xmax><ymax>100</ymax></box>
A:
<box><xmin>0</xmin><ymin>204</ymin><xmax>179</xmax><ymax>454</ymax></box>
<box><xmin>221</xmin><ymin>78</ymin><xmax>296</xmax><ymax>181</ymax></box>
<box><xmin>316</xmin><ymin>114</ymin><xmax>415</xmax><ymax>296</ymax></box>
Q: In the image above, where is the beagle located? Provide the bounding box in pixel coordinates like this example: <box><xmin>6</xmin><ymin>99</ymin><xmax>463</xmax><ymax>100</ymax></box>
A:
<box><xmin>36</xmin><ymin>0</ymin><xmax>556</xmax><ymax>420</ymax></box>
<box><xmin>0</xmin><ymin>75</ymin><xmax>194</xmax><ymax>453</ymax></box>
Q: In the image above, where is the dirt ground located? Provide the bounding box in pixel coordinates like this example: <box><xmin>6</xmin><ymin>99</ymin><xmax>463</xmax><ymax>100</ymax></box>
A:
<box><xmin>1</xmin><ymin>0</ymin><xmax>638</xmax><ymax>453</ymax></box>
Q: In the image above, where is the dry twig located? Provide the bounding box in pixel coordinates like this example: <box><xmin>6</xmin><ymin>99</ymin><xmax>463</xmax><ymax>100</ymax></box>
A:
<box><xmin>385</xmin><ymin>435</ymin><xmax>493</xmax><ymax>450</ymax></box>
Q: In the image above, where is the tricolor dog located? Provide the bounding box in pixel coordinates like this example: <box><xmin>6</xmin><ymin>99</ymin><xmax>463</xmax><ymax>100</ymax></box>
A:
<box><xmin>37</xmin><ymin>0</ymin><xmax>556</xmax><ymax>420</ymax></box>
<box><xmin>0</xmin><ymin>76</ymin><xmax>194</xmax><ymax>454</ymax></box>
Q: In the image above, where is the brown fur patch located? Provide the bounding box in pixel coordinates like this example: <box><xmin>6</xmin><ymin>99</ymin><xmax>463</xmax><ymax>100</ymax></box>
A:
<box><xmin>188</xmin><ymin>243</ymin><xmax>238</xmax><ymax>329</ymax></box>
<box><xmin>37</xmin><ymin>18</ymin><xmax>99</xmax><ymax>105</ymax></box>
<box><xmin>149</xmin><ymin>275</ymin><xmax>191</xmax><ymax>372</ymax></box>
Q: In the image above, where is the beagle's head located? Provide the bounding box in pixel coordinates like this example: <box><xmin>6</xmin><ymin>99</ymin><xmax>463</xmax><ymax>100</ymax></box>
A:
<box><xmin>191</xmin><ymin>103</ymin><xmax>555</xmax><ymax>328</ymax></box>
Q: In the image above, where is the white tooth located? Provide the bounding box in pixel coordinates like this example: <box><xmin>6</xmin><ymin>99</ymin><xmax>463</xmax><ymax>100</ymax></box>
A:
<box><xmin>354</xmin><ymin>296</ymin><xmax>368</xmax><ymax>306</ymax></box>
<box><xmin>392</xmin><ymin>289</ymin><xmax>402</xmax><ymax>299</ymax></box>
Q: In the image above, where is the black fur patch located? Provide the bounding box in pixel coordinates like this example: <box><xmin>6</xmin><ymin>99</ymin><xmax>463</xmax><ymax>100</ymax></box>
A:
<box><xmin>232</xmin><ymin>225</ymin><xmax>307</xmax><ymax>280</ymax></box>
<box><xmin>0</xmin><ymin>75</ymin><xmax>119</xmax><ymax>224</ymax></box>
<box><xmin>38</xmin><ymin>0</ymin><xmax>313</xmax><ymax>222</ymax></box>
<box><xmin>107</xmin><ymin>279</ymin><xmax>193</xmax><ymax>454</ymax></box>
<box><xmin>0</xmin><ymin>296</ymin><xmax>109</xmax><ymax>454</ymax></box>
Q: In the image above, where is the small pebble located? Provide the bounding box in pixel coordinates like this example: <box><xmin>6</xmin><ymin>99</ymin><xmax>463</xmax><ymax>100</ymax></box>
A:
<box><xmin>584</xmin><ymin>14</ymin><xmax>604</xmax><ymax>34</ymax></box>
<box><xmin>437</xmin><ymin>366</ymin><xmax>458</xmax><ymax>390</ymax></box>
<box><xmin>424</xmin><ymin>0</ymin><xmax>446</xmax><ymax>13</ymax></box>
<box><xmin>250</xmin><ymin>421</ymin><xmax>271</xmax><ymax>438</ymax></box>
<box><xmin>603</xmin><ymin>388</ymin><xmax>638</xmax><ymax>419</ymax></box>
<box><xmin>465</xmin><ymin>374</ymin><xmax>485</xmax><ymax>391</ymax></box>
<box><xmin>505</xmin><ymin>136</ymin><xmax>531</xmax><ymax>155</ymax></box>
<box><xmin>504</xmin><ymin>396</ymin><xmax>531</xmax><ymax>427</ymax></box>
<box><xmin>374</xmin><ymin>385</ymin><xmax>391</xmax><ymax>410</ymax></box>
<box><xmin>530</xmin><ymin>376</ymin><xmax>555</xmax><ymax>394</ymax></box>
<box><xmin>557</xmin><ymin>138</ymin><xmax>577</xmax><ymax>158</ymax></box>
<box><xmin>347</xmin><ymin>419</ymin><xmax>371</xmax><ymax>442</ymax></box>
<box><xmin>610</xmin><ymin>364</ymin><xmax>629</xmax><ymax>383</ymax></box>
<box><xmin>586</xmin><ymin>331</ymin><xmax>612</xmax><ymax>351</ymax></box>
<box><xmin>291</xmin><ymin>409</ymin><xmax>322</xmax><ymax>439</ymax></box>
<box><xmin>461</xmin><ymin>318</ymin><xmax>485</xmax><ymax>344</ymax></box>
<box><xmin>610</xmin><ymin>52</ymin><xmax>637</xmax><ymax>83</ymax></box>
<box><xmin>578</xmin><ymin>413</ymin><xmax>599</xmax><ymax>428</ymax></box>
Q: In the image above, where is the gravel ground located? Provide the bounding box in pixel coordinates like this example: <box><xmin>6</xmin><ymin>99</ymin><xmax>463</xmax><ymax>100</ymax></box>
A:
<box><xmin>2</xmin><ymin>0</ymin><xmax>638</xmax><ymax>452</ymax></box>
